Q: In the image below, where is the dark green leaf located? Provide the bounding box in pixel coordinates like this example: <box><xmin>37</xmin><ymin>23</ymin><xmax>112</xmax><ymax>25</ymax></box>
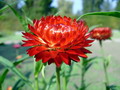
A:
<box><xmin>0</xmin><ymin>69</ymin><xmax>9</xmax><ymax>88</ymax></box>
<box><xmin>13</xmin><ymin>72</ymin><xmax>31</xmax><ymax>90</ymax></box>
<box><xmin>77</xmin><ymin>11</ymin><xmax>120</xmax><ymax>20</ymax></box>
<box><xmin>13</xmin><ymin>79</ymin><xmax>25</xmax><ymax>90</ymax></box>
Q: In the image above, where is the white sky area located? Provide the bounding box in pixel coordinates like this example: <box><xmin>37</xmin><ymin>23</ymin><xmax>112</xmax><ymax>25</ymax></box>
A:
<box><xmin>51</xmin><ymin>0</ymin><xmax>117</xmax><ymax>14</ymax></box>
<box><xmin>51</xmin><ymin>0</ymin><xmax>83</xmax><ymax>14</ymax></box>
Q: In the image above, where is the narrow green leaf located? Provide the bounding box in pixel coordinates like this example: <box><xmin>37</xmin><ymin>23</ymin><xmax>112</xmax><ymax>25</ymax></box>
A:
<box><xmin>0</xmin><ymin>69</ymin><xmax>9</xmax><ymax>86</ymax></box>
<box><xmin>14</xmin><ymin>55</ymin><xmax>30</xmax><ymax>65</ymax></box>
<box><xmin>0</xmin><ymin>55</ymin><xmax>29</xmax><ymax>88</ymax></box>
<box><xmin>83</xmin><ymin>57</ymin><xmax>97</xmax><ymax>66</ymax></box>
<box><xmin>12</xmin><ymin>79</ymin><xmax>25</xmax><ymax>90</ymax></box>
<box><xmin>0</xmin><ymin>56</ymin><xmax>32</xmax><ymax>86</ymax></box>
<box><xmin>13</xmin><ymin>72</ymin><xmax>31</xmax><ymax>90</ymax></box>
<box><xmin>77</xmin><ymin>11</ymin><xmax>120</xmax><ymax>20</ymax></box>
<box><xmin>85</xmin><ymin>63</ymin><xmax>94</xmax><ymax>71</ymax></box>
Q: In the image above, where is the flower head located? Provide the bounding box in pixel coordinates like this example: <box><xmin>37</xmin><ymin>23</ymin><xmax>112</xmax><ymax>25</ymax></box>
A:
<box><xmin>13</xmin><ymin>44</ymin><xmax>21</xmax><ymax>49</ymax></box>
<box><xmin>22</xmin><ymin>16</ymin><xmax>93</xmax><ymax>67</ymax></box>
<box><xmin>90</xmin><ymin>27</ymin><xmax>112</xmax><ymax>40</ymax></box>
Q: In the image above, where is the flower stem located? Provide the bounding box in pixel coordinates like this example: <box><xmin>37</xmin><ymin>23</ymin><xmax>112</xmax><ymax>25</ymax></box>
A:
<box><xmin>99</xmin><ymin>40</ymin><xmax>109</xmax><ymax>90</ymax></box>
<box><xmin>63</xmin><ymin>72</ymin><xmax>67</xmax><ymax>90</ymax></box>
<box><xmin>56</xmin><ymin>67</ymin><xmax>61</xmax><ymax>90</ymax></box>
<box><xmin>34</xmin><ymin>60</ymin><xmax>39</xmax><ymax>90</ymax></box>
<box><xmin>35</xmin><ymin>75</ymin><xmax>39</xmax><ymax>90</ymax></box>
<box><xmin>80</xmin><ymin>60</ymin><xmax>85</xmax><ymax>90</ymax></box>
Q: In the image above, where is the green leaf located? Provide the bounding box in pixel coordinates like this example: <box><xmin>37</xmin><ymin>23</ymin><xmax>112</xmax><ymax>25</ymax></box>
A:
<box><xmin>77</xmin><ymin>11</ymin><xmax>120</xmax><ymax>20</ymax></box>
<box><xmin>0</xmin><ymin>55</ymin><xmax>29</xmax><ymax>87</ymax></box>
<box><xmin>83</xmin><ymin>57</ymin><xmax>97</xmax><ymax>66</ymax></box>
<box><xmin>0</xmin><ymin>56</ymin><xmax>32</xmax><ymax>87</ymax></box>
<box><xmin>13</xmin><ymin>79</ymin><xmax>25</xmax><ymax>90</ymax></box>
<box><xmin>14</xmin><ymin>55</ymin><xmax>30</xmax><ymax>66</ymax></box>
<box><xmin>12</xmin><ymin>72</ymin><xmax>31</xmax><ymax>90</ymax></box>
<box><xmin>85</xmin><ymin>63</ymin><xmax>94</xmax><ymax>71</ymax></box>
<box><xmin>0</xmin><ymin>69</ymin><xmax>9</xmax><ymax>87</ymax></box>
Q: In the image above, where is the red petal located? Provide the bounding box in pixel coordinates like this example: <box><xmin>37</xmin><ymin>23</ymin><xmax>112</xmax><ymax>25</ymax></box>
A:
<box><xmin>27</xmin><ymin>46</ymin><xmax>47</xmax><ymax>56</ymax></box>
<box><xmin>22</xmin><ymin>32</ymin><xmax>38</xmax><ymax>40</ymax></box>
<box><xmin>66</xmin><ymin>50</ymin><xmax>78</xmax><ymax>55</ymax></box>
<box><xmin>34</xmin><ymin>52</ymin><xmax>43</xmax><ymax>62</ymax></box>
<box><xmin>27</xmin><ymin>47</ymin><xmax>39</xmax><ymax>56</ymax></box>
<box><xmin>75</xmin><ymin>49</ymin><xmax>87</xmax><ymax>58</ymax></box>
<box><xmin>69</xmin><ymin>55</ymin><xmax>80</xmax><ymax>62</ymax></box>
<box><xmin>50</xmin><ymin>51</ymin><xmax>58</xmax><ymax>58</ymax></box>
<box><xmin>54</xmin><ymin>55</ymin><xmax>62</xmax><ymax>67</ymax></box>
<box><xmin>71</xmin><ymin>45</ymin><xmax>81</xmax><ymax>49</ymax></box>
<box><xmin>48</xmin><ymin>59</ymin><xmax>54</xmax><ymax>65</ymax></box>
<box><xmin>85</xmin><ymin>40</ymin><xmax>94</xmax><ymax>43</ymax></box>
<box><xmin>66</xmin><ymin>49</ymin><xmax>87</xmax><ymax>58</ymax></box>
<box><xmin>22</xmin><ymin>40</ymin><xmax>39</xmax><ymax>47</ymax></box>
<box><xmin>42</xmin><ymin>51</ymin><xmax>51</xmax><ymax>63</ymax></box>
<box><xmin>35</xmin><ymin>51</ymin><xmax>51</xmax><ymax>62</ymax></box>
<box><xmin>28</xmin><ymin>24</ymin><xmax>37</xmax><ymax>35</ymax></box>
<box><xmin>80</xmin><ymin>48</ymin><xmax>92</xmax><ymax>53</ymax></box>
<box><xmin>59</xmin><ymin>53</ymin><xmax>71</xmax><ymax>65</ymax></box>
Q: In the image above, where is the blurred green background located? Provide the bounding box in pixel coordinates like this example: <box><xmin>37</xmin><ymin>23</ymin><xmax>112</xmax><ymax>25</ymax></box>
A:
<box><xmin>0</xmin><ymin>0</ymin><xmax>120</xmax><ymax>35</ymax></box>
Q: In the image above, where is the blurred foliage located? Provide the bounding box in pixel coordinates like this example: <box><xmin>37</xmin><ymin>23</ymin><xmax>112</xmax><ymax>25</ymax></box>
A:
<box><xmin>0</xmin><ymin>0</ymin><xmax>120</xmax><ymax>34</ymax></box>
<box><xmin>115</xmin><ymin>0</ymin><xmax>120</xmax><ymax>11</ymax></box>
<box><xmin>81</xmin><ymin>15</ymin><xmax>120</xmax><ymax>29</ymax></box>
<box><xmin>58</xmin><ymin>0</ymin><xmax>73</xmax><ymax>17</ymax></box>
<box><xmin>82</xmin><ymin>0</ymin><xmax>104</xmax><ymax>13</ymax></box>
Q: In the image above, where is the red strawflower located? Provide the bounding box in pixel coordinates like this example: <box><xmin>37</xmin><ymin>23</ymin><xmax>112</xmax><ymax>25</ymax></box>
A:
<box><xmin>22</xmin><ymin>16</ymin><xmax>93</xmax><ymax>67</ymax></box>
<box><xmin>90</xmin><ymin>27</ymin><xmax>112</xmax><ymax>40</ymax></box>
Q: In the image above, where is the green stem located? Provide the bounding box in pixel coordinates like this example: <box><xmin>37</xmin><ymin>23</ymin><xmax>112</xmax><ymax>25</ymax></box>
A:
<box><xmin>34</xmin><ymin>60</ymin><xmax>39</xmax><ymax>90</ymax></box>
<box><xmin>56</xmin><ymin>67</ymin><xmax>61</xmax><ymax>90</ymax></box>
<box><xmin>63</xmin><ymin>72</ymin><xmax>67</xmax><ymax>90</ymax></box>
<box><xmin>99</xmin><ymin>40</ymin><xmax>109</xmax><ymax>90</ymax></box>
<box><xmin>35</xmin><ymin>75</ymin><xmax>39</xmax><ymax>90</ymax></box>
<box><xmin>80</xmin><ymin>61</ymin><xmax>85</xmax><ymax>90</ymax></box>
